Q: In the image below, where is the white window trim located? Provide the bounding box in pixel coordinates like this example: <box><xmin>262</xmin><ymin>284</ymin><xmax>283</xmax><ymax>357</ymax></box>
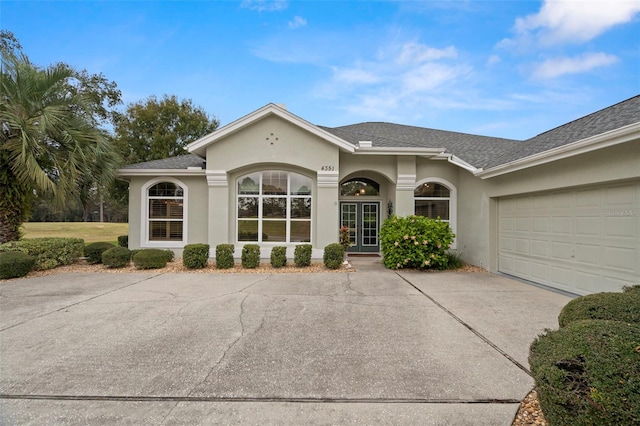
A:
<box><xmin>414</xmin><ymin>177</ymin><xmax>457</xmax><ymax>249</ymax></box>
<box><xmin>236</xmin><ymin>171</ymin><xmax>312</xmax><ymax>244</ymax></box>
<box><xmin>141</xmin><ymin>177</ymin><xmax>188</xmax><ymax>248</ymax></box>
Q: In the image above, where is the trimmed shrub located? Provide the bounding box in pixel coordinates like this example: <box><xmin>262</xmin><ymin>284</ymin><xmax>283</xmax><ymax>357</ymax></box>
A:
<box><xmin>323</xmin><ymin>243</ymin><xmax>344</xmax><ymax>270</ymax></box>
<box><xmin>529</xmin><ymin>320</ymin><xmax>640</xmax><ymax>426</ymax></box>
<box><xmin>117</xmin><ymin>235</ymin><xmax>128</xmax><ymax>248</ymax></box>
<box><xmin>129</xmin><ymin>249</ymin><xmax>142</xmax><ymax>260</ymax></box>
<box><xmin>102</xmin><ymin>247</ymin><xmax>131</xmax><ymax>268</ymax></box>
<box><xmin>558</xmin><ymin>292</ymin><xmax>640</xmax><ymax>328</ymax></box>
<box><xmin>85</xmin><ymin>242</ymin><xmax>116</xmax><ymax>264</ymax></box>
<box><xmin>183</xmin><ymin>244</ymin><xmax>210</xmax><ymax>269</ymax></box>
<box><xmin>163</xmin><ymin>249</ymin><xmax>175</xmax><ymax>262</ymax></box>
<box><xmin>241</xmin><ymin>244</ymin><xmax>260</xmax><ymax>269</ymax></box>
<box><xmin>0</xmin><ymin>251</ymin><xmax>36</xmax><ymax>279</ymax></box>
<box><xmin>132</xmin><ymin>249</ymin><xmax>168</xmax><ymax>269</ymax></box>
<box><xmin>294</xmin><ymin>244</ymin><xmax>312</xmax><ymax>267</ymax></box>
<box><xmin>215</xmin><ymin>244</ymin><xmax>235</xmax><ymax>269</ymax></box>
<box><xmin>380</xmin><ymin>215</ymin><xmax>455</xmax><ymax>270</ymax></box>
<box><xmin>0</xmin><ymin>237</ymin><xmax>84</xmax><ymax>270</ymax></box>
<box><xmin>270</xmin><ymin>246</ymin><xmax>287</xmax><ymax>268</ymax></box>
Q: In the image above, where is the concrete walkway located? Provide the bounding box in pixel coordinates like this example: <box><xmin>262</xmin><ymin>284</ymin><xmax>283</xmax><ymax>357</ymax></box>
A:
<box><xmin>0</xmin><ymin>266</ymin><xmax>571</xmax><ymax>425</ymax></box>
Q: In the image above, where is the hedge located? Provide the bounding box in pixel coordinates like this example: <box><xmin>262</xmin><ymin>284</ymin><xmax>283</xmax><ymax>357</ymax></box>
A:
<box><xmin>270</xmin><ymin>246</ymin><xmax>287</xmax><ymax>268</ymax></box>
<box><xmin>215</xmin><ymin>244</ymin><xmax>235</xmax><ymax>269</ymax></box>
<box><xmin>529</xmin><ymin>320</ymin><xmax>640</xmax><ymax>425</ymax></box>
<box><xmin>102</xmin><ymin>247</ymin><xmax>131</xmax><ymax>268</ymax></box>
<box><xmin>0</xmin><ymin>238</ymin><xmax>84</xmax><ymax>270</ymax></box>
<box><xmin>132</xmin><ymin>249</ymin><xmax>168</xmax><ymax>269</ymax></box>
<box><xmin>323</xmin><ymin>243</ymin><xmax>344</xmax><ymax>269</ymax></box>
<box><xmin>0</xmin><ymin>251</ymin><xmax>36</xmax><ymax>279</ymax></box>
<box><xmin>558</xmin><ymin>292</ymin><xmax>640</xmax><ymax>327</ymax></box>
<box><xmin>241</xmin><ymin>244</ymin><xmax>260</xmax><ymax>269</ymax></box>
<box><xmin>183</xmin><ymin>244</ymin><xmax>210</xmax><ymax>269</ymax></box>
<box><xmin>294</xmin><ymin>244</ymin><xmax>312</xmax><ymax>267</ymax></box>
<box><xmin>117</xmin><ymin>235</ymin><xmax>128</xmax><ymax>248</ymax></box>
<box><xmin>85</xmin><ymin>242</ymin><xmax>116</xmax><ymax>264</ymax></box>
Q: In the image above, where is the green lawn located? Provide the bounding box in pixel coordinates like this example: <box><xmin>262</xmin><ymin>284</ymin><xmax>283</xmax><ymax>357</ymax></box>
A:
<box><xmin>22</xmin><ymin>222</ymin><xmax>128</xmax><ymax>244</ymax></box>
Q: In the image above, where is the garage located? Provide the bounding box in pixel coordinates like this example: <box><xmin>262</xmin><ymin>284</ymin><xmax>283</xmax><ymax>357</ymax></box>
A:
<box><xmin>498</xmin><ymin>180</ymin><xmax>640</xmax><ymax>295</ymax></box>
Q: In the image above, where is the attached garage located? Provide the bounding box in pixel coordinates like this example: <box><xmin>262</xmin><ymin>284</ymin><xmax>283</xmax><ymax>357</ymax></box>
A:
<box><xmin>498</xmin><ymin>180</ymin><xmax>640</xmax><ymax>295</ymax></box>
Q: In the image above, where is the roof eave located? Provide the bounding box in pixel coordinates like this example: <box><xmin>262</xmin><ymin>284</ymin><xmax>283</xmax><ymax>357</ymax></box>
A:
<box><xmin>116</xmin><ymin>168</ymin><xmax>206</xmax><ymax>177</ymax></box>
<box><xmin>353</xmin><ymin>147</ymin><xmax>446</xmax><ymax>156</ymax></box>
<box><xmin>476</xmin><ymin>122</ymin><xmax>640</xmax><ymax>179</ymax></box>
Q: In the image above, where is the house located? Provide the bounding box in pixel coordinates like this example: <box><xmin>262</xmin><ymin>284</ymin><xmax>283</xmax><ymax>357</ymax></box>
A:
<box><xmin>118</xmin><ymin>96</ymin><xmax>640</xmax><ymax>296</ymax></box>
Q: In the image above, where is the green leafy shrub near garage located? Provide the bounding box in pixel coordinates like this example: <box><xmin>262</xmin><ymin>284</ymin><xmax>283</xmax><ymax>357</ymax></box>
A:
<box><xmin>117</xmin><ymin>235</ymin><xmax>128</xmax><ymax>248</ymax></box>
<box><xmin>529</xmin><ymin>320</ymin><xmax>640</xmax><ymax>426</ymax></box>
<box><xmin>323</xmin><ymin>243</ymin><xmax>344</xmax><ymax>270</ymax></box>
<box><xmin>132</xmin><ymin>249</ymin><xmax>168</xmax><ymax>269</ymax></box>
<box><xmin>242</xmin><ymin>244</ymin><xmax>260</xmax><ymax>269</ymax></box>
<box><xmin>183</xmin><ymin>244</ymin><xmax>210</xmax><ymax>269</ymax></box>
<box><xmin>0</xmin><ymin>251</ymin><xmax>36</xmax><ymax>279</ymax></box>
<box><xmin>85</xmin><ymin>242</ymin><xmax>116</xmax><ymax>264</ymax></box>
<box><xmin>215</xmin><ymin>244</ymin><xmax>235</xmax><ymax>269</ymax></box>
<box><xmin>294</xmin><ymin>244</ymin><xmax>312</xmax><ymax>267</ymax></box>
<box><xmin>0</xmin><ymin>238</ymin><xmax>84</xmax><ymax>270</ymax></box>
<box><xmin>270</xmin><ymin>246</ymin><xmax>287</xmax><ymax>268</ymax></box>
<box><xmin>380</xmin><ymin>215</ymin><xmax>455</xmax><ymax>270</ymax></box>
<box><xmin>102</xmin><ymin>247</ymin><xmax>131</xmax><ymax>268</ymax></box>
<box><xmin>557</xmin><ymin>292</ymin><xmax>640</xmax><ymax>327</ymax></box>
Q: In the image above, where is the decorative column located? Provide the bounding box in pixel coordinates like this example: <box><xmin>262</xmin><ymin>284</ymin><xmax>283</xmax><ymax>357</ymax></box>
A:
<box><xmin>207</xmin><ymin>170</ymin><xmax>229</xmax><ymax>254</ymax></box>
<box><xmin>316</xmin><ymin>170</ymin><xmax>339</xmax><ymax>254</ymax></box>
<box><xmin>396</xmin><ymin>156</ymin><xmax>416</xmax><ymax>216</ymax></box>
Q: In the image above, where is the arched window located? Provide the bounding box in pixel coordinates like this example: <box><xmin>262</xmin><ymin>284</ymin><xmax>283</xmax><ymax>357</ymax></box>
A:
<box><xmin>414</xmin><ymin>178</ymin><xmax>457</xmax><ymax>248</ymax></box>
<box><xmin>340</xmin><ymin>178</ymin><xmax>379</xmax><ymax>196</ymax></box>
<box><xmin>143</xmin><ymin>179</ymin><xmax>186</xmax><ymax>245</ymax></box>
<box><xmin>237</xmin><ymin>171</ymin><xmax>312</xmax><ymax>243</ymax></box>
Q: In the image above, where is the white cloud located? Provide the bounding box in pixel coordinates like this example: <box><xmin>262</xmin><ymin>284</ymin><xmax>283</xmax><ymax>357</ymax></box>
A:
<box><xmin>288</xmin><ymin>16</ymin><xmax>307</xmax><ymax>29</ymax></box>
<box><xmin>332</xmin><ymin>67</ymin><xmax>380</xmax><ymax>85</ymax></box>
<box><xmin>397</xmin><ymin>42</ymin><xmax>457</xmax><ymax>64</ymax></box>
<box><xmin>487</xmin><ymin>54</ymin><xmax>501</xmax><ymax>66</ymax></box>
<box><xmin>241</xmin><ymin>0</ymin><xmax>287</xmax><ymax>12</ymax></box>
<box><xmin>512</xmin><ymin>0</ymin><xmax>640</xmax><ymax>45</ymax></box>
<box><xmin>531</xmin><ymin>52</ymin><xmax>619</xmax><ymax>79</ymax></box>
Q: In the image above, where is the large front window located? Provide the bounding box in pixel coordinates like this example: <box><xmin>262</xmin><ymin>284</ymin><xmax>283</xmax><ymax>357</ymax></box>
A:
<box><xmin>414</xmin><ymin>182</ymin><xmax>450</xmax><ymax>222</ymax></box>
<box><xmin>237</xmin><ymin>171</ymin><xmax>312</xmax><ymax>243</ymax></box>
<box><xmin>148</xmin><ymin>182</ymin><xmax>184</xmax><ymax>241</ymax></box>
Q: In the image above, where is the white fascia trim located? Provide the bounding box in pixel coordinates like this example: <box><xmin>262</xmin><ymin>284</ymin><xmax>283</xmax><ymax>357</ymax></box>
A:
<box><xmin>476</xmin><ymin>122</ymin><xmax>640</xmax><ymax>179</ymax></box>
<box><xmin>354</xmin><ymin>147</ymin><xmax>446</xmax><ymax>156</ymax></box>
<box><xmin>447</xmin><ymin>154</ymin><xmax>481</xmax><ymax>173</ymax></box>
<box><xmin>188</xmin><ymin>103</ymin><xmax>355</xmax><ymax>157</ymax></box>
<box><xmin>117</xmin><ymin>169</ymin><xmax>206</xmax><ymax>177</ymax></box>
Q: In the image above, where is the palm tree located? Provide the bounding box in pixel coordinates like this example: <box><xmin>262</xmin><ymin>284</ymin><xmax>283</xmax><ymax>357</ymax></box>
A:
<box><xmin>0</xmin><ymin>52</ymin><xmax>119</xmax><ymax>243</ymax></box>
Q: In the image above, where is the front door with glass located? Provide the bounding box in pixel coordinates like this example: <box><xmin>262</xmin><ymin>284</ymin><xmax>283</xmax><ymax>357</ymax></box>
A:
<box><xmin>340</xmin><ymin>202</ymin><xmax>380</xmax><ymax>252</ymax></box>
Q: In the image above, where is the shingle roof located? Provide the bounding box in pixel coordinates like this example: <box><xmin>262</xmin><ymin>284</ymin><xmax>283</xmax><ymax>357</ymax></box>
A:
<box><xmin>120</xmin><ymin>154</ymin><xmax>205</xmax><ymax>170</ymax></box>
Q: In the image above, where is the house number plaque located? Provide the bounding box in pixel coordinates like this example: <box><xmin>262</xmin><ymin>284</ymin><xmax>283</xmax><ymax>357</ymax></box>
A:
<box><xmin>321</xmin><ymin>166</ymin><xmax>335</xmax><ymax>171</ymax></box>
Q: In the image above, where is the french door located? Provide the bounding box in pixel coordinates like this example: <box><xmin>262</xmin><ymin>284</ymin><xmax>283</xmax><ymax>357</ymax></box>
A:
<box><xmin>340</xmin><ymin>202</ymin><xmax>380</xmax><ymax>252</ymax></box>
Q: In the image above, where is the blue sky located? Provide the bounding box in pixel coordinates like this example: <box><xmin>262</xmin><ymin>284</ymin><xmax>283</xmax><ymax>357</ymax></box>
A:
<box><xmin>3</xmin><ymin>0</ymin><xmax>640</xmax><ymax>140</ymax></box>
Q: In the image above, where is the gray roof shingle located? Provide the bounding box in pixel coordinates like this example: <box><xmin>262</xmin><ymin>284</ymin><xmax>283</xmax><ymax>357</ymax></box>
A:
<box><xmin>121</xmin><ymin>154</ymin><xmax>205</xmax><ymax>170</ymax></box>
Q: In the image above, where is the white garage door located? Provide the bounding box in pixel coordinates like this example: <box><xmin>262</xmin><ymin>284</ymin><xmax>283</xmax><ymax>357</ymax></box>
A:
<box><xmin>498</xmin><ymin>181</ymin><xmax>640</xmax><ymax>295</ymax></box>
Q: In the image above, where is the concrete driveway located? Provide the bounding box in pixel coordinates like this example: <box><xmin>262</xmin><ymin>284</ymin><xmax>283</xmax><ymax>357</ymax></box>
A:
<box><xmin>0</xmin><ymin>266</ymin><xmax>571</xmax><ymax>425</ymax></box>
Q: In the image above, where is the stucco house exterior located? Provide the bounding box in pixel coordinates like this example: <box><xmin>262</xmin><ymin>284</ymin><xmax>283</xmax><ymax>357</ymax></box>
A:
<box><xmin>118</xmin><ymin>95</ymin><xmax>640</xmax><ymax>296</ymax></box>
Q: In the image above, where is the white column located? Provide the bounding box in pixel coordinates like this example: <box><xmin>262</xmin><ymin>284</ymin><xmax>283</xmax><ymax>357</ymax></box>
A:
<box><xmin>316</xmin><ymin>170</ymin><xmax>339</xmax><ymax>255</ymax></box>
<box><xmin>207</xmin><ymin>170</ymin><xmax>229</xmax><ymax>255</ymax></box>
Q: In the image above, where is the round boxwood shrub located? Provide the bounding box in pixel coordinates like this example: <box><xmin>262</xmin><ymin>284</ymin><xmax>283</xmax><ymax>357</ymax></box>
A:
<box><xmin>215</xmin><ymin>244</ymin><xmax>235</xmax><ymax>269</ymax></box>
<box><xmin>294</xmin><ymin>244</ymin><xmax>312</xmax><ymax>267</ymax></box>
<box><xmin>101</xmin><ymin>247</ymin><xmax>131</xmax><ymax>268</ymax></box>
<box><xmin>117</xmin><ymin>235</ymin><xmax>128</xmax><ymax>248</ymax></box>
<box><xmin>163</xmin><ymin>249</ymin><xmax>175</xmax><ymax>262</ymax></box>
<box><xmin>558</xmin><ymin>292</ymin><xmax>640</xmax><ymax>327</ymax></box>
<box><xmin>270</xmin><ymin>246</ymin><xmax>287</xmax><ymax>268</ymax></box>
<box><xmin>323</xmin><ymin>243</ymin><xmax>345</xmax><ymax>270</ymax></box>
<box><xmin>529</xmin><ymin>320</ymin><xmax>640</xmax><ymax>426</ymax></box>
<box><xmin>183</xmin><ymin>244</ymin><xmax>210</xmax><ymax>269</ymax></box>
<box><xmin>85</xmin><ymin>242</ymin><xmax>116</xmax><ymax>264</ymax></box>
<box><xmin>0</xmin><ymin>251</ymin><xmax>36</xmax><ymax>279</ymax></box>
<box><xmin>132</xmin><ymin>249</ymin><xmax>168</xmax><ymax>270</ymax></box>
<box><xmin>241</xmin><ymin>244</ymin><xmax>260</xmax><ymax>269</ymax></box>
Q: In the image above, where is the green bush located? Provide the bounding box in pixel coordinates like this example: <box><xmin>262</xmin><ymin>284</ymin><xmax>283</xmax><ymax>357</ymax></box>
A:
<box><xmin>163</xmin><ymin>249</ymin><xmax>175</xmax><ymax>262</ymax></box>
<box><xmin>0</xmin><ymin>238</ymin><xmax>84</xmax><ymax>270</ymax></box>
<box><xmin>117</xmin><ymin>235</ymin><xmax>128</xmax><ymax>248</ymax></box>
<box><xmin>323</xmin><ymin>243</ymin><xmax>344</xmax><ymax>270</ymax></box>
<box><xmin>183</xmin><ymin>244</ymin><xmax>210</xmax><ymax>269</ymax></box>
<box><xmin>294</xmin><ymin>244</ymin><xmax>312</xmax><ymax>267</ymax></box>
<box><xmin>380</xmin><ymin>215</ymin><xmax>455</xmax><ymax>270</ymax></box>
<box><xmin>270</xmin><ymin>246</ymin><xmax>287</xmax><ymax>268</ymax></box>
<box><xmin>446</xmin><ymin>251</ymin><xmax>464</xmax><ymax>269</ymax></box>
<box><xmin>241</xmin><ymin>244</ymin><xmax>260</xmax><ymax>269</ymax></box>
<box><xmin>215</xmin><ymin>244</ymin><xmax>235</xmax><ymax>269</ymax></box>
<box><xmin>0</xmin><ymin>251</ymin><xmax>36</xmax><ymax>279</ymax></box>
<box><xmin>129</xmin><ymin>249</ymin><xmax>142</xmax><ymax>260</ymax></box>
<box><xmin>132</xmin><ymin>249</ymin><xmax>168</xmax><ymax>269</ymax></box>
<box><xmin>529</xmin><ymin>320</ymin><xmax>640</xmax><ymax>426</ymax></box>
<box><xmin>558</xmin><ymin>292</ymin><xmax>640</xmax><ymax>328</ymax></box>
<box><xmin>85</xmin><ymin>242</ymin><xmax>116</xmax><ymax>264</ymax></box>
<box><xmin>102</xmin><ymin>247</ymin><xmax>131</xmax><ymax>268</ymax></box>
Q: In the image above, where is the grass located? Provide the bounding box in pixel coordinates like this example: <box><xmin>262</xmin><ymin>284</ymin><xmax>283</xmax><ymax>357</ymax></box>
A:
<box><xmin>21</xmin><ymin>222</ymin><xmax>128</xmax><ymax>244</ymax></box>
